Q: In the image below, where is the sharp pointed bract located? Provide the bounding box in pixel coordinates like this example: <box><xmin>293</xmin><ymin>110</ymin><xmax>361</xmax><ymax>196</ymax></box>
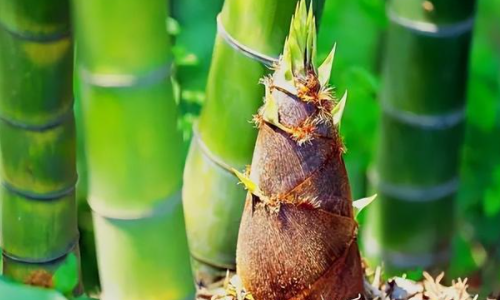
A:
<box><xmin>318</xmin><ymin>44</ymin><xmax>336</xmax><ymax>87</ymax></box>
<box><xmin>353</xmin><ymin>194</ymin><xmax>377</xmax><ymax>217</ymax></box>
<box><xmin>333</xmin><ymin>90</ymin><xmax>347</xmax><ymax>126</ymax></box>
<box><xmin>232</xmin><ymin>168</ymin><xmax>265</xmax><ymax>199</ymax></box>
<box><xmin>262</xmin><ymin>90</ymin><xmax>280</xmax><ymax>126</ymax></box>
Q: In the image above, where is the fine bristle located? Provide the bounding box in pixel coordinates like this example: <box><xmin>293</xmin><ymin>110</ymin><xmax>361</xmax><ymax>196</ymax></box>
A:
<box><xmin>263</xmin><ymin>0</ymin><xmax>345</xmax><ymax>142</ymax></box>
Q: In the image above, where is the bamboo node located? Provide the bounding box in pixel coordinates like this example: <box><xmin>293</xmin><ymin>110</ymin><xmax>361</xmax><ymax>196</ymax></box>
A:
<box><xmin>192</xmin><ymin>123</ymin><xmax>235</xmax><ymax>174</ymax></box>
<box><xmin>388</xmin><ymin>8</ymin><xmax>475</xmax><ymax>38</ymax></box>
<box><xmin>80</xmin><ymin>61</ymin><xmax>172</xmax><ymax>88</ymax></box>
<box><xmin>216</xmin><ymin>14</ymin><xmax>278</xmax><ymax>67</ymax></box>
<box><xmin>0</xmin><ymin>20</ymin><xmax>70</xmax><ymax>43</ymax></box>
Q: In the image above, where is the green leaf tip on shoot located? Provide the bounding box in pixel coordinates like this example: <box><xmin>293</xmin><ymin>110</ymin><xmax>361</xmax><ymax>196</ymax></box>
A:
<box><xmin>332</xmin><ymin>90</ymin><xmax>347</xmax><ymax>126</ymax></box>
<box><xmin>318</xmin><ymin>43</ymin><xmax>336</xmax><ymax>87</ymax></box>
<box><xmin>353</xmin><ymin>194</ymin><xmax>377</xmax><ymax>217</ymax></box>
<box><xmin>279</xmin><ymin>0</ymin><xmax>317</xmax><ymax>78</ymax></box>
<box><xmin>264</xmin><ymin>0</ymin><xmax>345</xmax><ymax>147</ymax></box>
<box><xmin>232</xmin><ymin>168</ymin><xmax>266</xmax><ymax>200</ymax></box>
<box><xmin>260</xmin><ymin>87</ymin><xmax>293</xmax><ymax>134</ymax></box>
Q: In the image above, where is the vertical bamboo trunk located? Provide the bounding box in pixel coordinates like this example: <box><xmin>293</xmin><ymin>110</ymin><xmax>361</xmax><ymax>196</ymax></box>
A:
<box><xmin>0</xmin><ymin>0</ymin><xmax>81</xmax><ymax>290</ymax></box>
<box><xmin>73</xmin><ymin>49</ymin><xmax>99</xmax><ymax>292</ymax></box>
<box><xmin>182</xmin><ymin>0</ymin><xmax>324</xmax><ymax>284</ymax></box>
<box><xmin>363</xmin><ymin>0</ymin><xmax>476</xmax><ymax>273</ymax></box>
<box><xmin>72</xmin><ymin>0</ymin><xmax>194</xmax><ymax>299</ymax></box>
<box><xmin>316</xmin><ymin>0</ymin><xmax>385</xmax><ymax>200</ymax></box>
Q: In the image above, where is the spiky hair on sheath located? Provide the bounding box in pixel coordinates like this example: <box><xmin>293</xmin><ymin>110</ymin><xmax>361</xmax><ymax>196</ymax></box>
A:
<box><xmin>252</xmin><ymin>0</ymin><xmax>346</xmax><ymax>146</ymax></box>
<box><xmin>234</xmin><ymin>0</ymin><xmax>347</xmax><ymax>212</ymax></box>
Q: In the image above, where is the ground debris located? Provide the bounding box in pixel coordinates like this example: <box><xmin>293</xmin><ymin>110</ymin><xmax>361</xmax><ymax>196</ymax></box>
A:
<box><xmin>197</xmin><ymin>267</ymin><xmax>480</xmax><ymax>300</ymax></box>
<box><xmin>365</xmin><ymin>267</ymin><xmax>478</xmax><ymax>300</ymax></box>
<box><xmin>197</xmin><ymin>271</ymin><xmax>253</xmax><ymax>300</ymax></box>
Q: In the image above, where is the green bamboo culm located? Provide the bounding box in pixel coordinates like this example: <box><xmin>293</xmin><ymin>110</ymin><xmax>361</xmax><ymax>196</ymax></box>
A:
<box><xmin>363</xmin><ymin>0</ymin><xmax>476</xmax><ymax>273</ymax></box>
<box><xmin>182</xmin><ymin>0</ymin><xmax>324</xmax><ymax>284</ymax></box>
<box><xmin>73</xmin><ymin>48</ymin><xmax>99</xmax><ymax>293</ymax></box>
<box><xmin>72</xmin><ymin>0</ymin><xmax>194</xmax><ymax>299</ymax></box>
<box><xmin>0</xmin><ymin>0</ymin><xmax>81</xmax><ymax>291</ymax></box>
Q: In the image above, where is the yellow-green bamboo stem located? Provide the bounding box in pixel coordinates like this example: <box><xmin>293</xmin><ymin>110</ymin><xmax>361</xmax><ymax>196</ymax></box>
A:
<box><xmin>72</xmin><ymin>0</ymin><xmax>194</xmax><ymax>299</ymax></box>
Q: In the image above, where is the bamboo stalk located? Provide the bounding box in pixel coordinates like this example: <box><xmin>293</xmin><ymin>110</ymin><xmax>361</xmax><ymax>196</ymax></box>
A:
<box><xmin>0</xmin><ymin>0</ymin><xmax>81</xmax><ymax>291</ymax></box>
<box><xmin>73</xmin><ymin>49</ymin><xmax>99</xmax><ymax>292</ymax></box>
<box><xmin>182</xmin><ymin>0</ymin><xmax>324</xmax><ymax>284</ymax></box>
<box><xmin>72</xmin><ymin>0</ymin><xmax>194</xmax><ymax>299</ymax></box>
<box><xmin>316</xmin><ymin>0</ymin><xmax>385</xmax><ymax>200</ymax></box>
<box><xmin>363</xmin><ymin>0</ymin><xmax>476</xmax><ymax>273</ymax></box>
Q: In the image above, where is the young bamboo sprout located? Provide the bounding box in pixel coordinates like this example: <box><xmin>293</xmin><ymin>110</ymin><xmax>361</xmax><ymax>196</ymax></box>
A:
<box><xmin>236</xmin><ymin>2</ymin><xmax>364</xmax><ymax>300</ymax></box>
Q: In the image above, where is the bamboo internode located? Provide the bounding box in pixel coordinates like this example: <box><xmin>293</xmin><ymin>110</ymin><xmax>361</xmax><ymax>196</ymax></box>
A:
<box><xmin>72</xmin><ymin>0</ymin><xmax>194</xmax><ymax>299</ymax></box>
<box><xmin>364</xmin><ymin>0</ymin><xmax>476</xmax><ymax>272</ymax></box>
<box><xmin>0</xmin><ymin>0</ymin><xmax>81</xmax><ymax>291</ymax></box>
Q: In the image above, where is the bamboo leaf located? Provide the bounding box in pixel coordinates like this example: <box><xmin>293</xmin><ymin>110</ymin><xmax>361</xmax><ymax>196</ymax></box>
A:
<box><xmin>262</xmin><ymin>91</ymin><xmax>294</xmax><ymax>134</ymax></box>
<box><xmin>282</xmin><ymin>38</ymin><xmax>294</xmax><ymax>82</ymax></box>
<box><xmin>306</xmin><ymin>17</ymin><xmax>317</xmax><ymax>66</ymax></box>
<box><xmin>332</xmin><ymin>90</ymin><xmax>347</xmax><ymax>126</ymax></box>
<box><xmin>262</xmin><ymin>90</ymin><xmax>280</xmax><ymax>125</ymax></box>
<box><xmin>0</xmin><ymin>276</ymin><xmax>67</xmax><ymax>300</ymax></box>
<box><xmin>292</xmin><ymin>1</ymin><xmax>307</xmax><ymax>50</ymax></box>
<box><xmin>298</xmin><ymin>0</ymin><xmax>307</xmax><ymax>29</ymax></box>
<box><xmin>306</xmin><ymin>1</ymin><xmax>314</xmax><ymax>30</ymax></box>
<box><xmin>353</xmin><ymin>194</ymin><xmax>377</xmax><ymax>217</ymax></box>
<box><xmin>53</xmin><ymin>253</ymin><xmax>78</xmax><ymax>296</ymax></box>
<box><xmin>232</xmin><ymin>169</ymin><xmax>265</xmax><ymax>199</ymax></box>
<box><xmin>305</xmin><ymin>1</ymin><xmax>316</xmax><ymax>66</ymax></box>
<box><xmin>166</xmin><ymin>17</ymin><xmax>180</xmax><ymax>36</ymax></box>
<box><xmin>288</xmin><ymin>29</ymin><xmax>304</xmax><ymax>75</ymax></box>
<box><xmin>299</xmin><ymin>0</ymin><xmax>308</xmax><ymax>45</ymax></box>
<box><xmin>318</xmin><ymin>44</ymin><xmax>336</xmax><ymax>86</ymax></box>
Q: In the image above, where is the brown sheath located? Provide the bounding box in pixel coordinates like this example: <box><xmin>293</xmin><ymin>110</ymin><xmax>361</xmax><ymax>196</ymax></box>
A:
<box><xmin>237</xmin><ymin>85</ymin><xmax>364</xmax><ymax>300</ymax></box>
